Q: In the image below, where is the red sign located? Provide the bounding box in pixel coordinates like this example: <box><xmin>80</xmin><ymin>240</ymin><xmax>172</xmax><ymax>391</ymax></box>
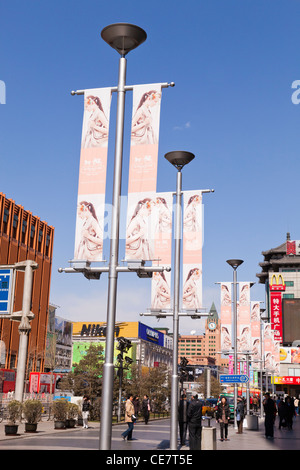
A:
<box><xmin>273</xmin><ymin>376</ymin><xmax>300</xmax><ymax>385</ymax></box>
<box><xmin>270</xmin><ymin>292</ymin><xmax>283</xmax><ymax>342</ymax></box>
<box><xmin>287</xmin><ymin>241</ymin><xmax>296</xmax><ymax>255</ymax></box>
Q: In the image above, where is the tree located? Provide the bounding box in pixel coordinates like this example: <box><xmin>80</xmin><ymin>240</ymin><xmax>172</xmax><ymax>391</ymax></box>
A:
<box><xmin>61</xmin><ymin>343</ymin><xmax>104</xmax><ymax>397</ymax></box>
<box><xmin>124</xmin><ymin>364</ymin><xmax>171</xmax><ymax>411</ymax></box>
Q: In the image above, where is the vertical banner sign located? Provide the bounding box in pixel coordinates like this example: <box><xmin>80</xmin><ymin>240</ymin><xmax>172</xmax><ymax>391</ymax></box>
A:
<box><xmin>74</xmin><ymin>88</ymin><xmax>112</xmax><ymax>262</ymax></box>
<box><xmin>220</xmin><ymin>282</ymin><xmax>232</xmax><ymax>351</ymax></box>
<box><xmin>125</xmin><ymin>84</ymin><xmax>163</xmax><ymax>261</ymax></box>
<box><xmin>269</xmin><ymin>274</ymin><xmax>285</xmax><ymax>342</ymax></box>
<box><xmin>264</xmin><ymin>323</ymin><xmax>274</xmax><ymax>371</ymax></box>
<box><xmin>151</xmin><ymin>192</ymin><xmax>172</xmax><ymax>310</ymax></box>
<box><xmin>250</xmin><ymin>301</ymin><xmax>261</xmax><ymax>369</ymax></box>
<box><xmin>182</xmin><ymin>191</ymin><xmax>203</xmax><ymax>310</ymax></box>
<box><xmin>237</xmin><ymin>282</ymin><xmax>251</xmax><ymax>353</ymax></box>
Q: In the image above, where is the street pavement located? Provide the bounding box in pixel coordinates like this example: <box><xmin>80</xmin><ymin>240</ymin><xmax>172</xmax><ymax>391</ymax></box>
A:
<box><xmin>0</xmin><ymin>414</ymin><xmax>299</xmax><ymax>451</ymax></box>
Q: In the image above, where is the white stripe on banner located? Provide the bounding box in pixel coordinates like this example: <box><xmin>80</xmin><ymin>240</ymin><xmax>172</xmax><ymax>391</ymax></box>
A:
<box><xmin>182</xmin><ymin>191</ymin><xmax>203</xmax><ymax>310</ymax></box>
<box><xmin>125</xmin><ymin>84</ymin><xmax>163</xmax><ymax>261</ymax></box>
<box><xmin>74</xmin><ymin>88</ymin><xmax>112</xmax><ymax>262</ymax></box>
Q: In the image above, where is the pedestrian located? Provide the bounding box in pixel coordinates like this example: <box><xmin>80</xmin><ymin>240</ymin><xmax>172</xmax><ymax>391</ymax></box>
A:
<box><xmin>263</xmin><ymin>392</ymin><xmax>276</xmax><ymax>439</ymax></box>
<box><xmin>236</xmin><ymin>396</ymin><xmax>245</xmax><ymax>434</ymax></box>
<box><xmin>253</xmin><ymin>395</ymin><xmax>258</xmax><ymax>413</ymax></box>
<box><xmin>133</xmin><ymin>395</ymin><xmax>140</xmax><ymax>418</ymax></box>
<box><xmin>278</xmin><ymin>397</ymin><xmax>287</xmax><ymax>430</ymax></box>
<box><xmin>294</xmin><ymin>397</ymin><xmax>299</xmax><ymax>416</ymax></box>
<box><xmin>285</xmin><ymin>396</ymin><xmax>295</xmax><ymax>430</ymax></box>
<box><xmin>142</xmin><ymin>394</ymin><xmax>151</xmax><ymax>424</ymax></box>
<box><xmin>187</xmin><ymin>393</ymin><xmax>203</xmax><ymax>450</ymax></box>
<box><xmin>82</xmin><ymin>395</ymin><xmax>91</xmax><ymax>429</ymax></box>
<box><xmin>121</xmin><ymin>394</ymin><xmax>136</xmax><ymax>441</ymax></box>
<box><xmin>178</xmin><ymin>393</ymin><xmax>189</xmax><ymax>446</ymax></box>
<box><xmin>216</xmin><ymin>396</ymin><xmax>230</xmax><ymax>441</ymax></box>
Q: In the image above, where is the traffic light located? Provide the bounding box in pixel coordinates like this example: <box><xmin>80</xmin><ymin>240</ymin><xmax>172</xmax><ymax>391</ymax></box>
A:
<box><xmin>116</xmin><ymin>337</ymin><xmax>133</xmax><ymax>375</ymax></box>
<box><xmin>179</xmin><ymin>357</ymin><xmax>189</xmax><ymax>384</ymax></box>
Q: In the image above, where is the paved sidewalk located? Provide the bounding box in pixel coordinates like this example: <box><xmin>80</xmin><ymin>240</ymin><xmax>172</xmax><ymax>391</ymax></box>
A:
<box><xmin>0</xmin><ymin>414</ymin><xmax>299</xmax><ymax>450</ymax></box>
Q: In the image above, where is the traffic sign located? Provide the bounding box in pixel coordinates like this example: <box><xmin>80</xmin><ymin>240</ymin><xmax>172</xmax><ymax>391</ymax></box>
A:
<box><xmin>0</xmin><ymin>269</ymin><xmax>14</xmax><ymax>315</ymax></box>
<box><xmin>220</xmin><ymin>374</ymin><xmax>249</xmax><ymax>384</ymax></box>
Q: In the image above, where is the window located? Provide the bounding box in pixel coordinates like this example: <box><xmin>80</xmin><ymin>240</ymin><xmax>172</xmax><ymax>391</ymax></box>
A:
<box><xmin>283</xmin><ymin>294</ymin><xmax>294</xmax><ymax>299</ymax></box>
<box><xmin>285</xmin><ymin>281</ymin><xmax>294</xmax><ymax>287</ymax></box>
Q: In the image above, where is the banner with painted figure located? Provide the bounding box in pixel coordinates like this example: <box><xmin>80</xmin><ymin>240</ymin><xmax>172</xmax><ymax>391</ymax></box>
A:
<box><xmin>220</xmin><ymin>282</ymin><xmax>232</xmax><ymax>351</ymax></box>
<box><xmin>250</xmin><ymin>301</ymin><xmax>261</xmax><ymax>369</ymax></box>
<box><xmin>151</xmin><ymin>192</ymin><xmax>173</xmax><ymax>310</ymax></box>
<box><xmin>125</xmin><ymin>84</ymin><xmax>163</xmax><ymax>261</ymax></box>
<box><xmin>74</xmin><ymin>88</ymin><xmax>112</xmax><ymax>262</ymax></box>
<box><xmin>237</xmin><ymin>282</ymin><xmax>251</xmax><ymax>354</ymax></box>
<box><xmin>264</xmin><ymin>322</ymin><xmax>276</xmax><ymax>372</ymax></box>
<box><xmin>182</xmin><ymin>191</ymin><xmax>203</xmax><ymax>310</ymax></box>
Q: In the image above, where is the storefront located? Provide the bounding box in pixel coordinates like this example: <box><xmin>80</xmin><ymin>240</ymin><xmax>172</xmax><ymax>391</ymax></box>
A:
<box><xmin>71</xmin><ymin>321</ymin><xmax>173</xmax><ymax>371</ymax></box>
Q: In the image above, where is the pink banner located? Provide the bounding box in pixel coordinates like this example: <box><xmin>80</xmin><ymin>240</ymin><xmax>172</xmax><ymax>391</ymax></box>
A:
<box><xmin>237</xmin><ymin>282</ymin><xmax>251</xmax><ymax>353</ymax></box>
<box><xmin>182</xmin><ymin>191</ymin><xmax>203</xmax><ymax>310</ymax></box>
<box><xmin>74</xmin><ymin>88</ymin><xmax>112</xmax><ymax>262</ymax></box>
<box><xmin>250</xmin><ymin>301</ymin><xmax>261</xmax><ymax>369</ymax></box>
<box><xmin>125</xmin><ymin>84</ymin><xmax>163</xmax><ymax>261</ymax></box>
<box><xmin>220</xmin><ymin>282</ymin><xmax>232</xmax><ymax>351</ymax></box>
<box><xmin>151</xmin><ymin>192</ymin><xmax>173</xmax><ymax>310</ymax></box>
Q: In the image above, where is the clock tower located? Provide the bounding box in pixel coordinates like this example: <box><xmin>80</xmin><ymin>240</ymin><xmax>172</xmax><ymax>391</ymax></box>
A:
<box><xmin>206</xmin><ymin>302</ymin><xmax>219</xmax><ymax>333</ymax></box>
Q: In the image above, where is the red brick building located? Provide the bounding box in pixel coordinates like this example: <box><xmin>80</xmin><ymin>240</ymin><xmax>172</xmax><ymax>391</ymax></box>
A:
<box><xmin>0</xmin><ymin>193</ymin><xmax>54</xmax><ymax>378</ymax></box>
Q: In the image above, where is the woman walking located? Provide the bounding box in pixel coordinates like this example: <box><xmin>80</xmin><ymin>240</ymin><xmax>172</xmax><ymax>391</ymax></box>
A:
<box><xmin>216</xmin><ymin>396</ymin><xmax>230</xmax><ymax>441</ymax></box>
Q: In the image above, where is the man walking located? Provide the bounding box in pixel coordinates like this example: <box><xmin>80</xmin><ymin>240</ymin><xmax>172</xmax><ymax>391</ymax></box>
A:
<box><xmin>178</xmin><ymin>393</ymin><xmax>189</xmax><ymax>446</ymax></box>
<box><xmin>263</xmin><ymin>392</ymin><xmax>276</xmax><ymax>439</ymax></box>
<box><xmin>187</xmin><ymin>394</ymin><xmax>203</xmax><ymax>450</ymax></box>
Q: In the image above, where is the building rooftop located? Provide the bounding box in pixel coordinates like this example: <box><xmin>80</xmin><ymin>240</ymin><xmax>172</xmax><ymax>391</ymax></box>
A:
<box><xmin>256</xmin><ymin>233</ymin><xmax>300</xmax><ymax>284</ymax></box>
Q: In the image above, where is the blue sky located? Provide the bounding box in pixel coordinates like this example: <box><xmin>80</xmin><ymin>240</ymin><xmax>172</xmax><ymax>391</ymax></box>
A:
<box><xmin>1</xmin><ymin>0</ymin><xmax>300</xmax><ymax>334</ymax></box>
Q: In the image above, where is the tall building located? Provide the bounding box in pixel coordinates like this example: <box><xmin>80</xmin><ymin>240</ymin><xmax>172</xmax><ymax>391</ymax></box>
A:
<box><xmin>257</xmin><ymin>233</ymin><xmax>300</xmax><ymax>345</ymax></box>
<box><xmin>257</xmin><ymin>234</ymin><xmax>300</xmax><ymax>396</ymax></box>
<box><xmin>178</xmin><ymin>303</ymin><xmax>228</xmax><ymax>370</ymax></box>
<box><xmin>0</xmin><ymin>193</ymin><xmax>54</xmax><ymax>376</ymax></box>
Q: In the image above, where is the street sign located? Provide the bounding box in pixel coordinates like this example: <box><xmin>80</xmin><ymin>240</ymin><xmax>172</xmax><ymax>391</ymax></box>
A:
<box><xmin>220</xmin><ymin>374</ymin><xmax>249</xmax><ymax>384</ymax></box>
<box><xmin>0</xmin><ymin>269</ymin><xmax>14</xmax><ymax>315</ymax></box>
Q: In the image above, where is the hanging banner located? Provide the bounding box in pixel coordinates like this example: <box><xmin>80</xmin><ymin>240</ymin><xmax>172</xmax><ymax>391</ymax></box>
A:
<box><xmin>269</xmin><ymin>274</ymin><xmax>285</xmax><ymax>342</ymax></box>
<box><xmin>250</xmin><ymin>301</ymin><xmax>261</xmax><ymax>369</ymax></box>
<box><xmin>237</xmin><ymin>282</ymin><xmax>251</xmax><ymax>353</ymax></box>
<box><xmin>125</xmin><ymin>84</ymin><xmax>163</xmax><ymax>261</ymax></box>
<box><xmin>151</xmin><ymin>192</ymin><xmax>173</xmax><ymax>310</ymax></box>
<box><xmin>264</xmin><ymin>323</ymin><xmax>275</xmax><ymax>371</ymax></box>
<box><xmin>220</xmin><ymin>282</ymin><xmax>232</xmax><ymax>351</ymax></box>
<box><xmin>74</xmin><ymin>88</ymin><xmax>112</xmax><ymax>261</ymax></box>
<box><xmin>182</xmin><ymin>191</ymin><xmax>203</xmax><ymax>310</ymax></box>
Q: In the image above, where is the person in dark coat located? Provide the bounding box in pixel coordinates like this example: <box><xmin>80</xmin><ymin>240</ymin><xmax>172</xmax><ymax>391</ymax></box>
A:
<box><xmin>236</xmin><ymin>397</ymin><xmax>245</xmax><ymax>434</ymax></box>
<box><xmin>187</xmin><ymin>394</ymin><xmax>202</xmax><ymax>450</ymax></box>
<box><xmin>285</xmin><ymin>396</ymin><xmax>295</xmax><ymax>430</ymax></box>
<box><xmin>278</xmin><ymin>397</ymin><xmax>287</xmax><ymax>429</ymax></box>
<box><xmin>263</xmin><ymin>393</ymin><xmax>276</xmax><ymax>439</ymax></box>
<box><xmin>178</xmin><ymin>394</ymin><xmax>189</xmax><ymax>446</ymax></box>
<box><xmin>142</xmin><ymin>395</ymin><xmax>151</xmax><ymax>424</ymax></box>
<box><xmin>216</xmin><ymin>396</ymin><xmax>230</xmax><ymax>441</ymax></box>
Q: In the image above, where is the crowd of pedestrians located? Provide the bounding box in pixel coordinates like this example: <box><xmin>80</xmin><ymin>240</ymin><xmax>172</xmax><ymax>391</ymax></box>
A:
<box><xmin>120</xmin><ymin>391</ymin><xmax>299</xmax><ymax>447</ymax></box>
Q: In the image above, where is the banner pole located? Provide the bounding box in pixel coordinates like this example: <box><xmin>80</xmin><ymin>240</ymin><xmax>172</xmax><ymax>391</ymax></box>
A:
<box><xmin>99</xmin><ymin>55</ymin><xmax>127</xmax><ymax>450</ymax></box>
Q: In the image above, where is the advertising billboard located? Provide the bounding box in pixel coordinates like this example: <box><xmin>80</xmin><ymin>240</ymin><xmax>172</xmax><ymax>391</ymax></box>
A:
<box><xmin>138</xmin><ymin>323</ymin><xmax>164</xmax><ymax>347</ymax></box>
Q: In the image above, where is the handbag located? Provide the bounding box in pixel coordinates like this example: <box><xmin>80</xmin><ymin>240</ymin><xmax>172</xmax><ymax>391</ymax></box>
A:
<box><xmin>131</xmin><ymin>414</ymin><xmax>137</xmax><ymax>423</ymax></box>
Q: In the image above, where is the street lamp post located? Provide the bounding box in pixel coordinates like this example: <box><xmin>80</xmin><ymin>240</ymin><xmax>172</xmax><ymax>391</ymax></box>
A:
<box><xmin>165</xmin><ymin>151</ymin><xmax>195</xmax><ymax>450</ymax></box>
<box><xmin>99</xmin><ymin>23</ymin><xmax>147</xmax><ymax>450</ymax></box>
<box><xmin>226</xmin><ymin>259</ymin><xmax>243</xmax><ymax>430</ymax></box>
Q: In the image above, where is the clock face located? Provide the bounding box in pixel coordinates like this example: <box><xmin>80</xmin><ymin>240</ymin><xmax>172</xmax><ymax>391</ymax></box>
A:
<box><xmin>208</xmin><ymin>321</ymin><xmax>216</xmax><ymax>331</ymax></box>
